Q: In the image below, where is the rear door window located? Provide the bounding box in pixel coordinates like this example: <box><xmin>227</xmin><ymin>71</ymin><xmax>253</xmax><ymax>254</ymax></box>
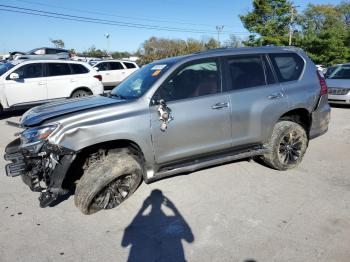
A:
<box><xmin>269</xmin><ymin>53</ymin><xmax>304</xmax><ymax>82</ymax></box>
<box><xmin>123</xmin><ymin>62</ymin><xmax>137</xmax><ymax>69</ymax></box>
<box><xmin>109</xmin><ymin>62</ymin><xmax>124</xmax><ymax>70</ymax></box>
<box><xmin>226</xmin><ymin>56</ymin><xmax>266</xmax><ymax>90</ymax></box>
<box><xmin>70</xmin><ymin>64</ymin><xmax>89</xmax><ymax>74</ymax></box>
<box><xmin>47</xmin><ymin>63</ymin><xmax>71</xmax><ymax>76</ymax></box>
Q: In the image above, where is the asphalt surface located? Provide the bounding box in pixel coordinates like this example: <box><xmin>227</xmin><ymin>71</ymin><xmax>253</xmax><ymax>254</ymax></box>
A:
<box><xmin>0</xmin><ymin>106</ymin><xmax>349</xmax><ymax>262</ymax></box>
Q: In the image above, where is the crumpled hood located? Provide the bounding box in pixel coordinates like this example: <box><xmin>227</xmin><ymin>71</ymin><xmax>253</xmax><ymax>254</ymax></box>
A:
<box><xmin>20</xmin><ymin>95</ymin><xmax>125</xmax><ymax>127</ymax></box>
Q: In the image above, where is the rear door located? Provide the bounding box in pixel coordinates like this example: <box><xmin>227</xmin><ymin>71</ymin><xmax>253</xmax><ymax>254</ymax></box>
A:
<box><xmin>45</xmin><ymin>62</ymin><xmax>75</xmax><ymax>99</ymax></box>
<box><xmin>4</xmin><ymin>63</ymin><xmax>47</xmax><ymax>106</ymax></box>
<box><xmin>225</xmin><ymin>54</ymin><xmax>288</xmax><ymax>146</ymax></box>
<box><xmin>122</xmin><ymin>62</ymin><xmax>138</xmax><ymax>77</ymax></box>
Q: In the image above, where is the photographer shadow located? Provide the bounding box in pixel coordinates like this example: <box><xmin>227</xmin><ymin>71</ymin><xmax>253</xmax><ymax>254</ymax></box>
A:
<box><xmin>121</xmin><ymin>189</ymin><xmax>194</xmax><ymax>262</ymax></box>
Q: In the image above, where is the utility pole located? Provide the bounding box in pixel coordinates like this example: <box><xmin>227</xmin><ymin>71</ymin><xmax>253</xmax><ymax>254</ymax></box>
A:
<box><xmin>105</xmin><ymin>33</ymin><xmax>110</xmax><ymax>55</ymax></box>
<box><xmin>288</xmin><ymin>5</ymin><xmax>299</xmax><ymax>46</ymax></box>
<box><xmin>216</xmin><ymin>25</ymin><xmax>224</xmax><ymax>47</ymax></box>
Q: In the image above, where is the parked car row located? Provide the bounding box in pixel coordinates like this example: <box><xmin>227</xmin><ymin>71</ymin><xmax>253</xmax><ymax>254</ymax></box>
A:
<box><xmin>0</xmin><ymin>60</ymin><xmax>104</xmax><ymax>112</ymax></box>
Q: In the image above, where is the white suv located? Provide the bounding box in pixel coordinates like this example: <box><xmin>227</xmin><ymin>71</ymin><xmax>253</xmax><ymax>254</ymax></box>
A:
<box><xmin>92</xmin><ymin>60</ymin><xmax>139</xmax><ymax>90</ymax></box>
<box><xmin>0</xmin><ymin>60</ymin><xmax>104</xmax><ymax>112</ymax></box>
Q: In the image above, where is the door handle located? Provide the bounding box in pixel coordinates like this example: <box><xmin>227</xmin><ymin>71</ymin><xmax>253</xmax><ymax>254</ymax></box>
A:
<box><xmin>267</xmin><ymin>92</ymin><xmax>284</xmax><ymax>100</ymax></box>
<box><xmin>38</xmin><ymin>81</ymin><xmax>45</xmax><ymax>86</ymax></box>
<box><xmin>211</xmin><ymin>102</ymin><xmax>229</xmax><ymax>110</ymax></box>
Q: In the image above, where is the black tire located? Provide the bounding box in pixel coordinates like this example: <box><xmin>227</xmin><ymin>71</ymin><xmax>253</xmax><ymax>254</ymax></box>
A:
<box><xmin>74</xmin><ymin>148</ymin><xmax>143</xmax><ymax>215</ymax></box>
<box><xmin>262</xmin><ymin>121</ymin><xmax>308</xmax><ymax>171</ymax></box>
<box><xmin>71</xmin><ymin>89</ymin><xmax>91</xmax><ymax>98</ymax></box>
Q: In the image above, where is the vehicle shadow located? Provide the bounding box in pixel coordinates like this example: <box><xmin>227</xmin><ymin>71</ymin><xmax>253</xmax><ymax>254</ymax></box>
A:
<box><xmin>0</xmin><ymin>109</ymin><xmax>26</xmax><ymax>120</ymax></box>
<box><xmin>121</xmin><ymin>189</ymin><xmax>194</xmax><ymax>262</ymax></box>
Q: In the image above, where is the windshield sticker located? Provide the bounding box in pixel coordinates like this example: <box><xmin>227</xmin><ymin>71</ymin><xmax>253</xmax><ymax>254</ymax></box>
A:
<box><xmin>152</xmin><ymin>69</ymin><xmax>162</xmax><ymax>77</ymax></box>
<box><xmin>151</xmin><ymin>65</ymin><xmax>167</xmax><ymax>70</ymax></box>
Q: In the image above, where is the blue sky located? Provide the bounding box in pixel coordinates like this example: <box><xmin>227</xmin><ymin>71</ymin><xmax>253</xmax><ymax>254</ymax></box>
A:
<box><xmin>0</xmin><ymin>0</ymin><xmax>343</xmax><ymax>53</ymax></box>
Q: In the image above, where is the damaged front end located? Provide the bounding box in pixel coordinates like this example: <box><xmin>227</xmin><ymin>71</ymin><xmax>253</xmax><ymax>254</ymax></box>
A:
<box><xmin>4</xmin><ymin>125</ymin><xmax>76</xmax><ymax>208</ymax></box>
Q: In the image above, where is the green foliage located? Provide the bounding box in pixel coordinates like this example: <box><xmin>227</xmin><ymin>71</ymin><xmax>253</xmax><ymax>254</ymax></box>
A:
<box><xmin>111</xmin><ymin>51</ymin><xmax>131</xmax><ymax>59</ymax></box>
<box><xmin>240</xmin><ymin>0</ymin><xmax>350</xmax><ymax>66</ymax></box>
<box><xmin>222</xmin><ymin>34</ymin><xmax>242</xmax><ymax>48</ymax></box>
<box><xmin>240</xmin><ymin>0</ymin><xmax>293</xmax><ymax>46</ymax></box>
<box><xmin>79</xmin><ymin>46</ymin><xmax>108</xmax><ymax>58</ymax></box>
<box><xmin>50</xmin><ymin>39</ymin><xmax>65</xmax><ymax>48</ymax></box>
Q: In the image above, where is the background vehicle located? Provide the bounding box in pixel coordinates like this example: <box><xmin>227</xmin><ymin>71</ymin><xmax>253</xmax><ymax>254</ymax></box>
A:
<box><xmin>4</xmin><ymin>47</ymin><xmax>330</xmax><ymax>214</ymax></box>
<box><xmin>325</xmin><ymin>63</ymin><xmax>350</xmax><ymax>105</ymax></box>
<box><xmin>13</xmin><ymin>47</ymin><xmax>71</xmax><ymax>60</ymax></box>
<box><xmin>92</xmin><ymin>60</ymin><xmax>139</xmax><ymax>89</ymax></box>
<box><xmin>0</xmin><ymin>60</ymin><xmax>103</xmax><ymax>112</ymax></box>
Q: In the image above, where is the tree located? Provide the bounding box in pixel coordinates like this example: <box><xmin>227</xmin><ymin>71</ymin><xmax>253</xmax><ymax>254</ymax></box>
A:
<box><xmin>80</xmin><ymin>46</ymin><xmax>107</xmax><ymax>57</ymax></box>
<box><xmin>138</xmin><ymin>37</ymin><xmax>219</xmax><ymax>65</ymax></box>
<box><xmin>298</xmin><ymin>4</ymin><xmax>350</xmax><ymax>65</ymax></box>
<box><xmin>50</xmin><ymin>39</ymin><xmax>65</xmax><ymax>48</ymax></box>
<box><xmin>240</xmin><ymin>0</ymin><xmax>293</xmax><ymax>46</ymax></box>
<box><xmin>222</xmin><ymin>34</ymin><xmax>242</xmax><ymax>48</ymax></box>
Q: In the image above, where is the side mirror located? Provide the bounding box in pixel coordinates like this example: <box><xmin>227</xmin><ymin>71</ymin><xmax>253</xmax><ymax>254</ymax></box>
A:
<box><xmin>9</xmin><ymin>72</ymin><xmax>19</xmax><ymax>80</ymax></box>
<box><xmin>93</xmin><ymin>67</ymin><xmax>99</xmax><ymax>72</ymax></box>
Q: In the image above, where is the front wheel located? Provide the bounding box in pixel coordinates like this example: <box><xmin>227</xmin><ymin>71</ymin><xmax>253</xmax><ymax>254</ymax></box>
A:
<box><xmin>262</xmin><ymin>121</ymin><xmax>308</xmax><ymax>171</ymax></box>
<box><xmin>74</xmin><ymin>148</ymin><xmax>143</xmax><ymax>215</ymax></box>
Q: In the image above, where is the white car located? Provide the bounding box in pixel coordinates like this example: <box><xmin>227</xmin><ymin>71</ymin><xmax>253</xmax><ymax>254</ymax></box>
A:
<box><xmin>92</xmin><ymin>60</ymin><xmax>139</xmax><ymax>89</ymax></box>
<box><xmin>0</xmin><ymin>60</ymin><xmax>104</xmax><ymax>112</ymax></box>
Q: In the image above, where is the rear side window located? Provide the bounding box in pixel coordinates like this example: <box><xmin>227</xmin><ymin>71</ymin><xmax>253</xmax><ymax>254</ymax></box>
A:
<box><xmin>11</xmin><ymin>63</ymin><xmax>43</xmax><ymax>79</ymax></box>
<box><xmin>227</xmin><ymin>56</ymin><xmax>266</xmax><ymax>90</ymax></box>
<box><xmin>123</xmin><ymin>62</ymin><xmax>136</xmax><ymax>69</ymax></box>
<box><xmin>269</xmin><ymin>53</ymin><xmax>304</xmax><ymax>82</ymax></box>
<box><xmin>109</xmin><ymin>62</ymin><xmax>124</xmax><ymax>70</ymax></box>
<box><xmin>47</xmin><ymin>63</ymin><xmax>71</xmax><ymax>76</ymax></box>
<box><xmin>70</xmin><ymin>64</ymin><xmax>89</xmax><ymax>74</ymax></box>
<box><xmin>46</xmin><ymin>49</ymin><xmax>57</xmax><ymax>54</ymax></box>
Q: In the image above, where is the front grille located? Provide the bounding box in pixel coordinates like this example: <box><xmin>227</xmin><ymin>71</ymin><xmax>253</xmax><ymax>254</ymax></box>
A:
<box><xmin>328</xmin><ymin>88</ymin><xmax>350</xmax><ymax>95</ymax></box>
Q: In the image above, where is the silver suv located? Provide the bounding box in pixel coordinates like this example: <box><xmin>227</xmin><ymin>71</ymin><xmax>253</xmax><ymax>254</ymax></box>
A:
<box><xmin>4</xmin><ymin>47</ymin><xmax>331</xmax><ymax>214</ymax></box>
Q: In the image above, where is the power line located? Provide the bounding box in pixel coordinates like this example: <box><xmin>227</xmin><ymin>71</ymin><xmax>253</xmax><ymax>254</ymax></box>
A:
<box><xmin>0</xmin><ymin>4</ymin><xmax>251</xmax><ymax>35</ymax></box>
<box><xmin>13</xmin><ymin>0</ymin><xmax>244</xmax><ymax>30</ymax></box>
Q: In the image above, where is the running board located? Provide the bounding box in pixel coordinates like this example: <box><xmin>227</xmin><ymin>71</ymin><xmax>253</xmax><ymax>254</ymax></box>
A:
<box><xmin>150</xmin><ymin>146</ymin><xmax>269</xmax><ymax>182</ymax></box>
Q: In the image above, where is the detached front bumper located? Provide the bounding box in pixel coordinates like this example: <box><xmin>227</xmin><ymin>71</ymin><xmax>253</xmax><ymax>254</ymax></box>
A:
<box><xmin>4</xmin><ymin>138</ymin><xmax>76</xmax><ymax>207</ymax></box>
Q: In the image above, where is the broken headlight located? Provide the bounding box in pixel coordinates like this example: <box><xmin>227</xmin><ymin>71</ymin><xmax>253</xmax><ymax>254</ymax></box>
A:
<box><xmin>21</xmin><ymin>124</ymin><xmax>58</xmax><ymax>145</ymax></box>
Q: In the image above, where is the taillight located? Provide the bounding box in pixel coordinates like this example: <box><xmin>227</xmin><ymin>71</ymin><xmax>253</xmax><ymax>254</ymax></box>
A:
<box><xmin>94</xmin><ymin>75</ymin><xmax>102</xmax><ymax>81</ymax></box>
<box><xmin>317</xmin><ymin>70</ymin><xmax>328</xmax><ymax>96</ymax></box>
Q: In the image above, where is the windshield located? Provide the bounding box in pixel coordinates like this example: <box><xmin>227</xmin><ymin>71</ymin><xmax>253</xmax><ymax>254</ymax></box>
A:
<box><xmin>327</xmin><ymin>65</ymin><xmax>350</xmax><ymax>79</ymax></box>
<box><xmin>0</xmin><ymin>62</ymin><xmax>16</xmax><ymax>76</ymax></box>
<box><xmin>110</xmin><ymin>62</ymin><xmax>173</xmax><ymax>99</ymax></box>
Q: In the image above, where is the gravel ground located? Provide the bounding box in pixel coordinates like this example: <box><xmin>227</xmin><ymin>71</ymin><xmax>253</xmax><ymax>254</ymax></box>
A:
<box><xmin>0</xmin><ymin>106</ymin><xmax>349</xmax><ymax>262</ymax></box>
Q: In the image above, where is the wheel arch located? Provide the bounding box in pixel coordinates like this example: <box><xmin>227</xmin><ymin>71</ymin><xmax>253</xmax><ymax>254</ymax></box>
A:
<box><xmin>62</xmin><ymin>138</ymin><xmax>148</xmax><ymax>190</ymax></box>
<box><xmin>278</xmin><ymin>108</ymin><xmax>312</xmax><ymax>136</ymax></box>
<box><xmin>70</xmin><ymin>87</ymin><xmax>93</xmax><ymax>97</ymax></box>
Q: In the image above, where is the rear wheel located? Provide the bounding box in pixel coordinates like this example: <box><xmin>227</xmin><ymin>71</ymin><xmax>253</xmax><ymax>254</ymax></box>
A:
<box><xmin>71</xmin><ymin>89</ymin><xmax>91</xmax><ymax>98</ymax></box>
<box><xmin>74</xmin><ymin>148</ymin><xmax>143</xmax><ymax>215</ymax></box>
<box><xmin>262</xmin><ymin>121</ymin><xmax>308</xmax><ymax>170</ymax></box>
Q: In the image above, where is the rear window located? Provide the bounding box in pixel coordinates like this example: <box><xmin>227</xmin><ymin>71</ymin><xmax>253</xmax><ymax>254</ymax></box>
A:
<box><xmin>269</xmin><ymin>53</ymin><xmax>304</xmax><ymax>82</ymax></box>
<box><xmin>47</xmin><ymin>63</ymin><xmax>71</xmax><ymax>76</ymax></box>
<box><xmin>123</xmin><ymin>62</ymin><xmax>136</xmax><ymax>69</ymax></box>
<box><xmin>70</xmin><ymin>64</ymin><xmax>89</xmax><ymax>74</ymax></box>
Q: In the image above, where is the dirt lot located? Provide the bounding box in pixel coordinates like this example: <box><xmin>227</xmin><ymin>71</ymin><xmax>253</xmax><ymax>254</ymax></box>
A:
<box><xmin>0</xmin><ymin>106</ymin><xmax>349</xmax><ymax>262</ymax></box>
